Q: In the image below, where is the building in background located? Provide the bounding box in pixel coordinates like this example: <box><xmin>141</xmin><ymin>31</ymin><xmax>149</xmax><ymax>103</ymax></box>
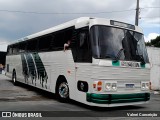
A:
<box><xmin>0</xmin><ymin>51</ymin><xmax>7</xmax><ymax>74</ymax></box>
<box><xmin>0</xmin><ymin>43</ymin><xmax>8</xmax><ymax>74</ymax></box>
<box><xmin>147</xmin><ymin>47</ymin><xmax>160</xmax><ymax>90</ymax></box>
<box><xmin>0</xmin><ymin>51</ymin><xmax>7</xmax><ymax>65</ymax></box>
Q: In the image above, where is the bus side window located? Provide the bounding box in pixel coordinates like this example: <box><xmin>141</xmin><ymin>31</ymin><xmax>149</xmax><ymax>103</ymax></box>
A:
<box><xmin>19</xmin><ymin>42</ymin><xmax>27</xmax><ymax>53</ymax></box>
<box><xmin>12</xmin><ymin>44</ymin><xmax>19</xmax><ymax>54</ymax></box>
<box><xmin>54</xmin><ymin>31</ymin><xmax>65</xmax><ymax>50</ymax></box>
<box><xmin>7</xmin><ymin>46</ymin><xmax>12</xmax><ymax>55</ymax></box>
<box><xmin>74</xmin><ymin>27</ymin><xmax>92</xmax><ymax>63</ymax></box>
<box><xmin>38</xmin><ymin>35</ymin><xmax>52</xmax><ymax>51</ymax></box>
<box><xmin>6</xmin><ymin>64</ymin><xmax>9</xmax><ymax>72</ymax></box>
<box><xmin>28</xmin><ymin>39</ymin><xmax>38</xmax><ymax>52</ymax></box>
<box><xmin>63</xmin><ymin>28</ymin><xmax>74</xmax><ymax>49</ymax></box>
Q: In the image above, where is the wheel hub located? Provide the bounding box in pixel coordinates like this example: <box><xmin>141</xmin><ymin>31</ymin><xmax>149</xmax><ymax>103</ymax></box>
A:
<box><xmin>59</xmin><ymin>82</ymin><xmax>69</xmax><ymax>98</ymax></box>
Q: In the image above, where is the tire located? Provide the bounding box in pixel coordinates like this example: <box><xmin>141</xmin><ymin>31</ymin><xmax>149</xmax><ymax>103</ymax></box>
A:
<box><xmin>12</xmin><ymin>71</ymin><xmax>17</xmax><ymax>85</ymax></box>
<box><xmin>56</xmin><ymin>81</ymin><xmax>69</xmax><ymax>102</ymax></box>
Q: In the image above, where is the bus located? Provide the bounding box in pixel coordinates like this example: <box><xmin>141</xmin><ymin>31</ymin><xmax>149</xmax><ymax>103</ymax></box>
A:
<box><xmin>5</xmin><ymin>17</ymin><xmax>150</xmax><ymax>107</ymax></box>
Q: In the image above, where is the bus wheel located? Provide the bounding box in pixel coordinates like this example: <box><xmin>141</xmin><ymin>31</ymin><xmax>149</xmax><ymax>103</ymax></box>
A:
<box><xmin>12</xmin><ymin>71</ymin><xmax>17</xmax><ymax>85</ymax></box>
<box><xmin>56</xmin><ymin>81</ymin><xmax>69</xmax><ymax>102</ymax></box>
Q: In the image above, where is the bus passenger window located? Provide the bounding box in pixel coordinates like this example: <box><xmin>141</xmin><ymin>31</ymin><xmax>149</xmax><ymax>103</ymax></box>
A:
<box><xmin>54</xmin><ymin>32</ymin><xmax>64</xmax><ymax>50</ymax></box>
<box><xmin>73</xmin><ymin>27</ymin><xmax>92</xmax><ymax>63</ymax></box>
<box><xmin>12</xmin><ymin>44</ymin><xmax>19</xmax><ymax>54</ymax></box>
<box><xmin>26</xmin><ymin>39</ymin><xmax>38</xmax><ymax>52</ymax></box>
<box><xmin>79</xmin><ymin>33</ymin><xmax>86</xmax><ymax>48</ymax></box>
<box><xmin>38</xmin><ymin>36</ymin><xmax>52</xmax><ymax>51</ymax></box>
<box><xmin>19</xmin><ymin>42</ymin><xmax>27</xmax><ymax>53</ymax></box>
<box><xmin>7</xmin><ymin>46</ymin><xmax>12</xmax><ymax>55</ymax></box>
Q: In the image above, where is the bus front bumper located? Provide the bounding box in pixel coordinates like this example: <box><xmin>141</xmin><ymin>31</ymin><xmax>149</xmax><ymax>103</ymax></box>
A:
<box><xmin>86</xmin><ymin>93</ymin><xmax>150</xmax><ymax>104</ymax></box>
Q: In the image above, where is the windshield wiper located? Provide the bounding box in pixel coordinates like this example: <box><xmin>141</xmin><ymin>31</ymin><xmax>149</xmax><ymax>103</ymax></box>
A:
<box><xmin>136</xmin><ymin>54</ymin><xmax>145</xmax><ymax>65</ymax></box>
<box><xmin>113</xmin><ymin>48</ymin><xmax>124</xmax><ymax>62</ymax></box>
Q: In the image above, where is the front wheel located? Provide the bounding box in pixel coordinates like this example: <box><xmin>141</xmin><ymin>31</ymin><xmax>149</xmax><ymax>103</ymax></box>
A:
<box><xmin>56</xmin><ymin>81</ymin><xmax>69</xmax><ymax>102</ymax></box>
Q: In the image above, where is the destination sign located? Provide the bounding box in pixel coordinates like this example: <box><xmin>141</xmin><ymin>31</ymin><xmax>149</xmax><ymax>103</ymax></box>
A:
<box><xmin>120</xmin><ymin>61</ymin><xmax>141</xmax><ymax>68</ymax></box>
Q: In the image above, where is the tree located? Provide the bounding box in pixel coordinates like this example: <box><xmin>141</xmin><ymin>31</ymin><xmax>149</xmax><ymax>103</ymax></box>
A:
<box><xmin>145</xmin><ymin>36</ymin><xmax>160</xmax><ymax>47</ymax></box>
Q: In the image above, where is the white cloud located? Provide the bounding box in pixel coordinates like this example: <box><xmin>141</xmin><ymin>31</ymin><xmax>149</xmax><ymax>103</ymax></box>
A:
<box><xmin>139</xmin><ymin>0</ymin><xmax>160</xmax><ymax>28</ymax></box>
<box><xmin>0</xmin><ymin>0</ymin><xmax>159</xmax><ymax>43</ymax></box>
<box><xmin>0</xmin><ymin>43</ymin><xmax>8</xmax><ymax>52</ymax></box>
<box><xmin>0</xmin><ymin>38</ymin><xmax>10</xmax><ymax>52</ymax></box>
<box><xmin>144</xmin><ymin>33</ymin><xmax>160</xmax><ymax>42</ymax></box>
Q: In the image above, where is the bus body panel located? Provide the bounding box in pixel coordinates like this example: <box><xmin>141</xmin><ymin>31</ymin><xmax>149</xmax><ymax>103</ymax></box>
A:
<box><xmin>73</xmin><ymin>62</ymin><xmax>150</xmax><ymax>106</ymax></box>
<box><xmin>5</xmin><ymin>17</ymin><xmax>150</xmax><ymax>107</ymax></box>
<box><xmin>5</xmin><ymin>47</ymin><xmax>150</xmax><ymax>107</ymax></box>
<box><xmin>6</xmin><ymin>50</ymin><xmax>78</xmax><ymax>98</ymax></box>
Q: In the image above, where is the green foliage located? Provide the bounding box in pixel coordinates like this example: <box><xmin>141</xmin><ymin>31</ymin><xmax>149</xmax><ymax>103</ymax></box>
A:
<box><xmin>145</xmin><ymin>36</ymin><xmax>160</xmax><ymax>47</ymax></box>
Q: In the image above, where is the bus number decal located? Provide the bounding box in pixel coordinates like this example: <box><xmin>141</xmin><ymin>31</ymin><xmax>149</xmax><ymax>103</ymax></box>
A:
<box><xmin>120</xmin><ymin>61</ymin><xmax>140</xmax><ymax>68</ymax></box>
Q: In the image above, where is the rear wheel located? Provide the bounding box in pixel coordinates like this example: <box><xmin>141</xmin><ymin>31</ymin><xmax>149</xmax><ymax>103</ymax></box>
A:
<box><xmin>12</xmin><ymin>71</ymin><xmax>17</xmax><ymax>85</ymax></box>
<box><xmin>56</xmin><ymin>81</ymin><xmax>69</xmax><ymax>102</ymax></box>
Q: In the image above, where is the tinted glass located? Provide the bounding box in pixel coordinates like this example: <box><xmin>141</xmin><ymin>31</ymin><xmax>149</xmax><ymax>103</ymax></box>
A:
<box><xmin>19</xmin><ymin>42</ymin><xmax>27</xmax><ymax>53</ymax></box>
<box><xmin>90</xmin><ymin>25</ymin><xmax>149</xmax><ymax>63</ymax></box>
<box><xmin>27</xmin><ymin>39</ymin><xmax>38</xmax><ymax>51</ymax></box>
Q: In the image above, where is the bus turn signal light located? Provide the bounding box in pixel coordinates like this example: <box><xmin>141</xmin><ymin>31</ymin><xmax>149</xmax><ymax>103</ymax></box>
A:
<box><xmin>93</xmin><ymin>81</ymin><xmax>102</xmax><ymax>91</ymax></box>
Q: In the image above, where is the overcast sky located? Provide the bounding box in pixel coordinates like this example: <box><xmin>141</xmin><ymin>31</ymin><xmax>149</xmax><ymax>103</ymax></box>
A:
<box><xmin>0</xmin><ymin>0</ymin><xmax>160</xmax><ymax>51</ymax></box>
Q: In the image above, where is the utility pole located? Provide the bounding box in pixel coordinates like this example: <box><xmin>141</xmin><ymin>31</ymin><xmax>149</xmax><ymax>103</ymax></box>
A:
<box><xmin>135</xmin><ymin>0</ymin><xmax>140</xmax><ymax>26</ymax></box>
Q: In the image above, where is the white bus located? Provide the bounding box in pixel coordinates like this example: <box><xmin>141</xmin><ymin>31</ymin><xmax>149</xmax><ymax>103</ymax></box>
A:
<box><xmin>6</xmin><ymin>17</ymin><xmax>150</xmax><ymax>107</ymax></box>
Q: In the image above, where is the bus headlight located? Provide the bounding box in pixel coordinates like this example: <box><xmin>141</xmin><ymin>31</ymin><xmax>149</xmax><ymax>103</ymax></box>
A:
<box><xmin>112</xmin><ymin>83</ymin><xmax>117</xmax><ymax>91</ymax></box>
<box><xmin>141</xmin><ymin>82</ymin><xmax>150</xmax><ymax>90</ymax></box>
<box><xmin>105</xmin><ymin>83</ymin><xmax>111</xmax><ymax>91</ymax></box>
<box><xmin>141</xmin><ymin>83</ymin><xmax>145</xmax><ymax>90</ymax></box>
<box><xmin>105</xmin><ymin>82</ymin><xmax>117</xmax><ymax>91</ymax></box>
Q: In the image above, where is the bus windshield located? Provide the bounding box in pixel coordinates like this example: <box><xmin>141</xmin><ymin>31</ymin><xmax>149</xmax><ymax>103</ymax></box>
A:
<box><xmin>90</xmin><ymin>25</ymin><xmax>149</xmax><ymax>63</ymax></box>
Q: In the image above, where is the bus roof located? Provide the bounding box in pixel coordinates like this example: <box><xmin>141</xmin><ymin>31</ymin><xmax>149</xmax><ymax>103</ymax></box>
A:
<box><xmin>9</xmin><ymin>17</ymin><xmax>143</xmax><ymax>45</ymax></box>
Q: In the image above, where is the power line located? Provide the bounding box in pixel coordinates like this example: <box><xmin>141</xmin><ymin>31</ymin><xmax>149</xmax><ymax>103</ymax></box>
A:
<box><xmin>139</xmin><ymin>7</ymin><xmax>160</xmax><ymax>19</ymax></box>
<box><xmin>0</xmin><ymin>9</ymin><xmax>136</xmax><ymax>15</ymax></box>
<box><xmin>0</xmin><ymin>7</ymin><xmax>159</xmax><ymax>15</ymax></box>
<box><xmin>141</xmin><ymin>7</ymin><xmax>160</xmax><ymax>9</ymax></box>
<box><xmin>141</xmin><ymin>16</ymin><xmax>160</xmax><ymax>18</ymax></box>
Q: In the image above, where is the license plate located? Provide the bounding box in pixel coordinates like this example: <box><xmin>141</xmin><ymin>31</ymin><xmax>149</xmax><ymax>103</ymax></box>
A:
<box><xmin>125</xmin><ymin>84</ymin><xmax>135</xmax><ymax>88</ymax></box>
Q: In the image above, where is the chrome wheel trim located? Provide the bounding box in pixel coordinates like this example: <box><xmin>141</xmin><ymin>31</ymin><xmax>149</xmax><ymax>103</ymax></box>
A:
<box><xmin>58</xmin><ymin>82</ymin><xmax>69</xmax><ymax>98</ymax></box>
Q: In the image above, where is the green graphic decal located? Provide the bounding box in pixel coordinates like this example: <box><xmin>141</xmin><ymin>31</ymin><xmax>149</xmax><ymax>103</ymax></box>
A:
<box><xmin>21</xmin><ymin>54</ymin><xmax>29</xmax><ymax>83</ymax></box>
<box><xmin>32</xmin><ymin>53</ymin><xmax>48</xmax><ymax>88</ymax></box>
<box><xmin>140</xmin><ymin>63</ymin><xmax>145</xmax><ymax>68</ymax></box>
<box><xmin>26</xmin><ymin>53</ymin><xmax>37</xmax><ymax>84</ymax></box>
<box><xmin>21</xmin><ymin>53</ymin><xmax>48</xmax><ymax>89</ymax></box>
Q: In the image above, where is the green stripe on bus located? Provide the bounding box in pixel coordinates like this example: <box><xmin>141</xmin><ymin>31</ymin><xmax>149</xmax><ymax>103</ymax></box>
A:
<box><xmin>112</xmin><ymin>61</ymin><xmax>120</xmax><ymax>66</ymax></box>
<box><xmin>111</xmin><ymin>98</ymin><xmax>146</xmax><ymax>103</ymax></box>
<box><xmin>141</xmin><ymin>64</ymin><xmax>145</xmax><ymax>68</ymax></box>
<box><xmin>87</xmin><ymin>93</ymin><xmax>150</xmax><ymax>104</ymax></box>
